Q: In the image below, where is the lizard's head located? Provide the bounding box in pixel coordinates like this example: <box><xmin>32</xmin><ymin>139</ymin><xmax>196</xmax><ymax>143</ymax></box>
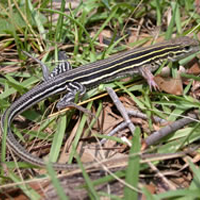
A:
<box><xmin>168</xmin><ymin>36</ymin><xmax>200</xmax><ymax>61</ymax></box>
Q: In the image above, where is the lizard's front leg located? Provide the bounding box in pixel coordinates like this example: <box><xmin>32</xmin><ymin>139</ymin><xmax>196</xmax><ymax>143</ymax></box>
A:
<box><xmin>138</xmin><ymin>65</ymin><xmax>159</xmax><ymax>91</ymax></box>
<box><xmin>56</xmin><ymin>82</ymin><xmax>86</xmax><ymax>110</ymax></box>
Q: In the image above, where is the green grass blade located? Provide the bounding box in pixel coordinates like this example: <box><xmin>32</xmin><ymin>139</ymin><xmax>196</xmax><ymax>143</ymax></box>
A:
<box><xmin>124</xmin><ymin>127</ymin><xmax>141</xmax><ymax>199</ymax></box>
<box><xmin>155</xmin><ymin>0</ymin><xmax>161</xmax><ymax>26</ymax></box>
<box><xmin>116</xmin><ymin>82</ymin><xmax>145</xmax><ymax>110</ymax></box>
<box><xmin>49</xmin><ymin>115</ymin><xmax>66</xmax><ymax>162</ymax></box>
<box><xmin>55</xmin><ymin>0</ymin><xmax>66</xmax><ymax>41</ymax></box>
<box><xmin>1</xmin><ymin>111</ymin><xmax>8</xmax><ymax>175</ymax></box>
<box><xmin>188</xmin><ymin>159</ymin><xmax>200</xmax><ymax>187</ymax></box>
<box><xmin>174</xmin><ymin>3</ymin><xmax>181</xmax><ymax>34</ymax></box>
<box><xmin>47</xmin><ymin>163</ymin><xmax>69</xmax><ymax>200</ymax></box>
<box><xmin>27</xmin><ymin>0</ymin><xmax>46</xmax><ymax>40</ymax></box>
<box><xmin>75</xmin><ymin>153</ymin><xmax>99</xmax><ymax>199</ymax></box>
<box><xmin>91</xmin><ymin>6</ymin><xmax>118</xmax><ymax>43</ymax></box>
<box><xmin>40</xmin><ymin>8</ymin><xmax>94</xmax><ymax>52</ymax></box>
<box><xmin>0</xmin><ymin>76</ymin><xmax>39</xmax><ymax>99</ymax></box>
<box><xmin>68</xmin><ymin>101</ymin><xmax>93</xmax><ymax>163</ymax></box>
<box><xmin>8</xmin><ymin>171</ymin><xmax>41</xmax><ymax>199</ymax></box>
<box><xmin>156</xmin><ymin>189</ymin><xmax>200</xmax><ymax>199</ymax></box>
<box><xmin>165</xmin><ymin>2</ymin><xmax>178</xmax><ymax>40</ymax></box>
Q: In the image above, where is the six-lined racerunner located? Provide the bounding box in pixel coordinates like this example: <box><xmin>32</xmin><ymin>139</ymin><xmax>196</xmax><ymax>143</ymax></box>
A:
<box><xmin>1</xmin><ymin>36</ymin><xmax>200</xmax><ymax>170</ymax></box>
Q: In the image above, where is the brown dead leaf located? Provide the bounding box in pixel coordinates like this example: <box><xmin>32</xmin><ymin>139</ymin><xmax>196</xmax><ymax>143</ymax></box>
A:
<box><xmin>128</xmin><ymin>33</ymin><xmax>139</xmax><ymax>44</ymax></box>
<box><xmin>154</xmin><ymin>75</ymin><xmax>183</xmax><ymax>95</ymax></box>
<box><xmin>141</xmin><ymin>183</ymin><xmax>156</xmax><ymax>199</ymax></box>
<box><xmin>79</xmin><ymin>146</ymin><xmax>103</xmax><ymax>163</ymax></box>
<box><xmin>195</xmin><ymin>0</ymin><xmax>200</xmax><ymax>14</ymax></box>
<box><xmin>0</xmin><ymin>188</ymin><xmax>29</xmax><ymax>200</ymax></box>
<box><xmin>79</xmin><ymin>146</ymin><xmax>125</xmax><ymax>164</ymax></box>
<box><xmin>0</xmin><ymin>180</ymin><xmax>49</xmax><ymax>200</ymax></box>
<box><xmin>100</xmin><ymin>102</ymin><xmax>123</xmax><ymax>133</ymax></box>
<box><xmin>59</xmin><ymin>118</ymin><xmax>81</xmax><ymax>163</ymax></box>
<box><xmin>191</xmin><ymin>81</ymin><xmax>200</xmax><ymax>100</ymax></box>
<box><xmin>187</xmin><ymin>58</ymin><xmax>200</xmax><ymax>75</ymax></box>
<box><xmin>119</xmin><ymin>95</ymin><xmax>137</xmax><ymax>109</ymax></box>
<box><xmin>151</xmin><ymin>36</ymin><xmax>165</xmax><ymax>44</ymax></box>
<box><xmin>99</xmin><ymin>29</ymin><xmax>112</xmax><ymax>38</ymax></box>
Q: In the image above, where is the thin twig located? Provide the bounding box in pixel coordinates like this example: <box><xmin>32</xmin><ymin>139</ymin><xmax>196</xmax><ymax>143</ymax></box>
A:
<box><xmin>100</xmin><ymin>121</ymin><xmax>128</xmax><ymax>145</ymax></box>
<box><xmin>106</xmin><ymin>87</ymin><xmax>135</xmax><ymax>134</ymax></box>
<box><xmin>147</xmin><ymin>161</ymin><xmax>176</xmax><ymax>191</ymax></box>
<box><xmin>144</xmin><ymin>113</ymin><xmax>198</xmax><ymax>148</ymax></box>
<box><xmin>100</xmin><ymin>109</ymin><xmax>167</xmax><ymax>145</ymax></box>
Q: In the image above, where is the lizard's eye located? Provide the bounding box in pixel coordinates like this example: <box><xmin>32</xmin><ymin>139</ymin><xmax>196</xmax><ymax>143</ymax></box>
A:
<box><xmin>168</xmin><ymin>52</ymin><xmax>174</xmax><ymax>58</ymax></box>
<box><xmin>184</xmin><ymin>46</ymin><xmax>190</xmax><ymax>51</ymax></box>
